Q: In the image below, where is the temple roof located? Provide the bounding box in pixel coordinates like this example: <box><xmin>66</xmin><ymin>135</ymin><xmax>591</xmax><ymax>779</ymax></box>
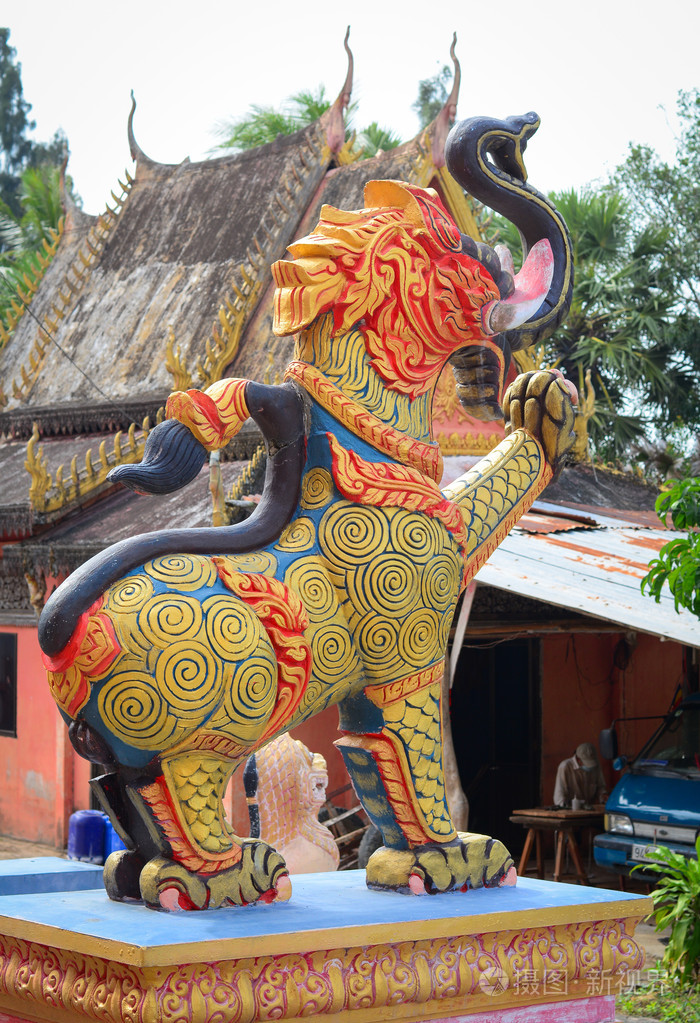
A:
<box><xmin>0</xmin><ymin>119</ymin><xmax>331</xmax><ymax>424</ymax></box>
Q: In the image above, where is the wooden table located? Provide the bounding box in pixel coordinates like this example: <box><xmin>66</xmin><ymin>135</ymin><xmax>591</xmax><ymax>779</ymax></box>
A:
<box><xmin>509</xmin><ymin>807</ymin><xmax>605</xmax><ymax>885</ymax></box>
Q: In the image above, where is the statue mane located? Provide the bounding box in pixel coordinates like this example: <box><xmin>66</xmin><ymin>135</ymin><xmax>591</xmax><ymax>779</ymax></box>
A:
<box><xmin>272</xmin><ymin>181</ymin><xmax>501</xmax><ymax>399</ymax></box>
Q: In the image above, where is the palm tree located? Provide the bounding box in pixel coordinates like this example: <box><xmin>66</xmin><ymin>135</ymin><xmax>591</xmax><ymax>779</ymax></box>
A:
<box><xmin>495</xmin><ymin>188</ymin><xmax>693</xmax><ymax>458</ymax></box>
<box><xmin>356</xmin><ymin>122</ymin><xmax>402</xmax><ymax>158</ymax></box>
<box><xmin>0</xmin><ymin>163</ymin><xmax>65</xmax><ymax>330</ymax></box>
<box><xmin>212</xmin><ymin>87</ymin><xmax>400</xmax><ymax>161</ymax></box>
<box><xmin>213</xmin><ymin>87</ymin><xmax>333</xmax><ymax>152</ymax></box>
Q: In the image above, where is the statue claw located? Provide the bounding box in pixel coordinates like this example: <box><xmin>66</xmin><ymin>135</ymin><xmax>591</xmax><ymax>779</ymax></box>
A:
<box><xmin>366</xmin><ymin>833</ymin><xmax>515</xmax><ymax>895</ymax></box>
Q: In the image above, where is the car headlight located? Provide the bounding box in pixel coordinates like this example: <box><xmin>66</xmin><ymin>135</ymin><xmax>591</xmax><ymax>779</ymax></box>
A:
<box><xmin>605</xmin><ymin>813</ymin><xmax>633</xmax><ymax>835</ymax></box>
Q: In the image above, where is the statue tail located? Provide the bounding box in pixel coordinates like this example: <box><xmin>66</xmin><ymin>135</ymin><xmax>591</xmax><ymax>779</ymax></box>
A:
<box><xmin>107</xmin><ymin>419</ymin><xmax>207</xmax><ymax>495</ymax></box>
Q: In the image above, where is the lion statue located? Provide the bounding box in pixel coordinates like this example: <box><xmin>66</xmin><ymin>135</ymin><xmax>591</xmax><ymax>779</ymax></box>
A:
<box><xmin>38</xmin><ymin>114</ymin><xmax>576</xmax><ymax>910</ymax></box>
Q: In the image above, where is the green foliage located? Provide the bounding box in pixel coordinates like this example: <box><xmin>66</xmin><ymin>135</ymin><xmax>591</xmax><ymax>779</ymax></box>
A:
<box><xmin>213</xmin><ymin>87</ymin><xmax>333</xmax><ymax>152</ymax></box>
<box><xmin>635</xmin><ymin>838</ymin><xmax>700</xmax><ymax>986</ymax></box>
<box><xmin>642</xmin><ymin>478</ymin><xmax>700</xmax><ymax>617</ymax></box>
<box><xmin>495</xmin><ymin>186</ymin><xmax>690</xmax><ymax>458</ymax></box>
<box><xmin>617</xmin><ymin>979</ymin><xmax>700</xmax><ymax>1022</ymax></box>
<box><xmin>0</xmin><ymin>27</ymin><xmax>70</xmax><ymax>330</ymax></box>
<box><xmin>356</xmin><ymin>122</ymin><xmax>402</xmax><ymax>159</ymax></box>
<box><xmin>0</xmin><ymin>163</ymin><xmax>66</xmax><ymax>326</ymax></box>
<box><xmin>213</xmin><ymin>85</ymin><xmax>401</xmax><ymax>162</ymax></box>
<box><xmin>614</xmin><ymin>89</ymin><xmax>700</xmax><ymax>321</ymax></box>
<box><xmin>412</xmin><ymin>65</ymin><xmax>452</xmax><ymax>129</ymax></box>
<box><xmin>0</xmin><ymin>29</ymin><xmax>35</xmax><ymax>179</ymax></box>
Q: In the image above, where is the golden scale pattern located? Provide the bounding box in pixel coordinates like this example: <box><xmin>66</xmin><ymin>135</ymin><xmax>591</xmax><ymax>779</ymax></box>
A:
<box><xmin>444</xmin><ymin>432</ymin><xmax>544</xmax><ymax>559</ymax></box>
<box><xmin>381</xmin><ymin>681</ymin><xmax>452</xmax><ymax>836</ymax></box>
<box><xmin>0</xmin><ymin>919</ymin><xmax>643</xmax><ymax>1023</ymax></box>
<box><xmin>165</xmin><ymin>756</ymin><xmax>233</xmax><ymax>854</ymax></box>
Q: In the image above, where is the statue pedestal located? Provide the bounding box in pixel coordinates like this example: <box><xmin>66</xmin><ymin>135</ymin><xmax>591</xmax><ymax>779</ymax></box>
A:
<box><xmin>0</xmin><ymin>866</ymin><xmax>649</xmax><ymax>1023</ymax></box>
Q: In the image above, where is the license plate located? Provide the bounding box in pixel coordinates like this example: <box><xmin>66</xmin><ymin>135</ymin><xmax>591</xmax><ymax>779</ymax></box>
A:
<box><xmin>632</xmin><ymin>843</ymin><xmax>661</xmax><ymax>863</ymax></box>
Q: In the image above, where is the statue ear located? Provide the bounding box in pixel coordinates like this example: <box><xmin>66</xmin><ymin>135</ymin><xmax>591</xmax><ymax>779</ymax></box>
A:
<box><xmin>363</xmin><ymin>180</ymin><xmax>425</xmax><ymax>228</ymax></box>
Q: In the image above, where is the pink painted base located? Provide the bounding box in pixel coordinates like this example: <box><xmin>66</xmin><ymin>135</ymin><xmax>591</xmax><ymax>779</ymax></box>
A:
<box><xmin>0</xmin><ymin>996</ymin><xmax>618</xmax><ymax>1023</ymax></box>
<box><xmin>420</xmin><ymin>995</ymin><xmax>616</xmax><ymax>1022</ymax></box>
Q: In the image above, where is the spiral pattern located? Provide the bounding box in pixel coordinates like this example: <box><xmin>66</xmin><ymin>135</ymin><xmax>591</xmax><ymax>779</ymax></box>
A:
<box><xmin>389</xmin><ymin>510</ymin><xmax>445</xmax><ymax>565</ymax></box>
<box><xmin>202</xmin><ymin>595</ymin><xmax>261</xmax><ymax>661</ymax></box>
<box><xmin>398</xmin><ymin>608</ymin><xmax>441</xmax><ymax>668</ymax></box>
<box><xmin>275</xmin><ymin>517</ymin><xmax>316</xmax><ymax>552</ymax></box>
<box><xmin>356</xmin><ymin>613</ymin><xmax>401</xmax><ymax>673</ymax></box>
<box><xmin>140</xmin><ymin>594</ymin><xmax>204</xmax><ymax>649</ymax></box>
<box><xmin>222</xmin><ymin>551</ymin><xmax>277</xmax><ymax>576</ymax></box>
<box><xmin>106</xmin><ymin>574</ymin><xmax>154</xmax><ymax>613</ymax></box>
<box><xmin>156</xmin><ymin>641</ymin><xmax>222</xmax><ymax>717</ymax></box>
<box><xmin>311</xmin><ymin>624</ymin><xmax>355</xmax><ymax>680</ymax></box>
<box><xmin>347</xmin><ymin>555</ymin><xmax>420</xmax><ymax>618</ymax></box>
<box><xmin>420</xmin><ymin>554</ymin><xmax>461</xmax><ymax>614</ymax></box>
<box><xmin>301</xmin><ymin>468</ymin><xmax>333</xmax><ymax>510</ymax></box>
<box><xmin>98</xmin><ymin>670</ymin><xmax>185</xmax><ymax>749</ymax></box>
<box><xmin>144</xmin><ymin>555</ymin><xmax>217</xmax><ymax>591</ymax></box>
<box><xmin>319</xmin><ymin>504</ymin><xmax>389</xmax><ymax>569</ymax></box>
<box><xmin>284</xmin><ymin>560</ymin><xmax>336</xmax><ymax>622</ymax></box>
<box><xmin>217</xmin><ymin>650</ymin><xmax>278</xmax><ymax>744</ymax></box>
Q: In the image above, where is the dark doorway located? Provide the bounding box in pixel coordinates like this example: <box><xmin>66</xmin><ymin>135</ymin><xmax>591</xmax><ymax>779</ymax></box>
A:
<box><xmin>450</xmin><ymin>637</ymin><xmax>540</xmax><ymax>852</ymax></box>
<box><xmin>0</xmin><ymin>633</ymin><xmax>17</xmax><ymax>737</ymax></box>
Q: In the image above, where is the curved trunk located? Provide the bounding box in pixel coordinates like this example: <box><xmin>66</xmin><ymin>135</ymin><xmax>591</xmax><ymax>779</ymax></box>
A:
<box><xmin>445</xmin><ymin>113</ymin><xmax>573</xmax><ymax>352</ymax></box>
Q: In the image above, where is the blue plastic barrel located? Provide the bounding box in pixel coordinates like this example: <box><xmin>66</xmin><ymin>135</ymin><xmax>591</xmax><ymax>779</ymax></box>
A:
<box><xmin>67</xmin><ymin>810</ymin><xmax>106</xmax><ymax>863</ymax></box>
<box><xmin>102</xmin><ymin>815</ymin><xmax>126</xmax><ymax>858</ymax></box>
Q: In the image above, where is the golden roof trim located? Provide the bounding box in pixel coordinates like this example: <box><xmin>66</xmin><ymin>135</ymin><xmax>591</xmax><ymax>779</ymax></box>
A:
<box><xmin>25</xmin><ymin>407</ymin><xmax>164</xmax><ymax>517</ymax></box>
<box><xmin>171</xmin><ymin>122</ymin><xmax>330</xmax><ymax>391</ymax></box>
<box><xmin>6</xmin><ymin>171</ymin><xmax>135</xmax><ymax>410</ymax></box>
<box><xmin>0</xmin><ymin>224</ymin><xmax>63</xmax><ymax>370</ymax></box>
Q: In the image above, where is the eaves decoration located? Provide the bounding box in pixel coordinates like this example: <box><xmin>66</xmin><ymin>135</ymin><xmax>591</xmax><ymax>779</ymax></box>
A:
<box><xmin>25</xmin><ymin>408</ymin><xmax>164</xmax><ymax>518</ymax></box>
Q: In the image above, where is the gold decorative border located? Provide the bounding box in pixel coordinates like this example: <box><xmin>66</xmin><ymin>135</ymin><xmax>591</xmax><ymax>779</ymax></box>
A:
<box><xmin>25</xmin><ymin>408</ymin><xmax>164</xmax><ymax>516</ymax></box>
<box><xmin>0</xmin><ymin>895</ymin><xmax>650</xmax><ymax>968</ymax></box>
<box><xmin>0</xmin><ymin>914</ymin><xmax>646</xmax><ymax>1023</ymax></box>
<box><xmin>285</xmin><ymin>360</ymin><xmax>443</xmax><ymax>482</ymax></box>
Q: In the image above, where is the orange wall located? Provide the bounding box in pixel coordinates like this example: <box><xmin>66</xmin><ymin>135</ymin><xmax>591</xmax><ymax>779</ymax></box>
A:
<box><xmin>0</xmin><ymin>624</ymin><xmax>91</xmax><ymax>848</ymax></box>
<box><xmin>541</xmin><ymin>631</ymin><xmax>686</xmax><ymax>805</ymax></box>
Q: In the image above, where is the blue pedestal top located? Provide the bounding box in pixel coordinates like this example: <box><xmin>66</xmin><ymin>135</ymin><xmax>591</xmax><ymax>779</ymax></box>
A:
<box><xmin>0</xmin><ymin>867</ymin><xmax>650</xmax><ymax>967</ymax></box>
<box><xmin>0</xmin><ymin>857</ymin><xmax>103</xmax><ymax>896</ymax></box>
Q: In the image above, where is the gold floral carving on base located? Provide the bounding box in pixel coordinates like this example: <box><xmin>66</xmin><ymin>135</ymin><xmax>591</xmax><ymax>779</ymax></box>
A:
<box><xmin>0</xmin><ymin>917</ymin><xmax>644</xmax><ymax>1023</ymax></box>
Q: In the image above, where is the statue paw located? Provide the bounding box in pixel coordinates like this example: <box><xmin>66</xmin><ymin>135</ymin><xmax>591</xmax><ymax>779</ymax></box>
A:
<box><xmin>138</xmin><ymin>841</ymin><xmax>290</xmax><ymax>911</ymax></box>
<box><xmin>366</xmin><ymin>832</ymin><xmax>515</xmax><ymax>895</ymax></box>
<box><xmin>503</xmin><ymin>369</ymin><xmax>577</xmax><ymax>476</ymax></box>
<box><xmin>104</xmin><ymin>849</ymin><xmax>147</xmax><ymax>902</ymax></box>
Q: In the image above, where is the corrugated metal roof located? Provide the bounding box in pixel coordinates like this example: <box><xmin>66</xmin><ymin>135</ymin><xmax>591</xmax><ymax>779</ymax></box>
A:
<box><xmin>476</xmin><ymin>501</ymin><xmax>700</xmax><ymax>647</ymax></box>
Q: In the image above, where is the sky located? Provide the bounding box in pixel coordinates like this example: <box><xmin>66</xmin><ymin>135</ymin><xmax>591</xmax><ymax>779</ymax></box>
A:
<box><xmin>4</xmin><ymin>1</ymin><xmax>699</xmax><ymax>215</ymax></box>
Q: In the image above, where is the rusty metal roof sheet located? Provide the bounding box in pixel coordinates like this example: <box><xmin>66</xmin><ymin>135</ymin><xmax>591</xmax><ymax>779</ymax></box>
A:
<box><xmin>477</xmin><ymin>501</ymin><xmax>700</xmax><ymax>646</ymax></box>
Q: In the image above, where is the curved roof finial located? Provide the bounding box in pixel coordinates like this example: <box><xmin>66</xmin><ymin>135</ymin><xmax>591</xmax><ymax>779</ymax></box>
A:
<box><xmin>127</xmin><ymin>91</ymin><xmax>157</xmax><ymax>166</ymax></box>
<box><xmin>325</xmin><ymin>26</ymin><xmax>354</xmax><ymax>154</ymax></box>
<box><xmin>431</xmin><ymin>32</ymin><xmax>461</xmax><ymax>169</ymax></box>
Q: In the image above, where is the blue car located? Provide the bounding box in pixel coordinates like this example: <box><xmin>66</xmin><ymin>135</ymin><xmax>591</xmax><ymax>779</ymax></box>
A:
<box><xmin>594</xmin><ymin>693</ymin><xmax>700</xmax><ymax>879</ymax></box>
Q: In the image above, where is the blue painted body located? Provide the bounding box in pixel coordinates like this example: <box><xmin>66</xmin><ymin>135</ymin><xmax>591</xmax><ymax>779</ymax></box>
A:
<box><xmin>594</xmin><ymin>695</ymin><xmax>700</xmax><ymax>877</ymax></box>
